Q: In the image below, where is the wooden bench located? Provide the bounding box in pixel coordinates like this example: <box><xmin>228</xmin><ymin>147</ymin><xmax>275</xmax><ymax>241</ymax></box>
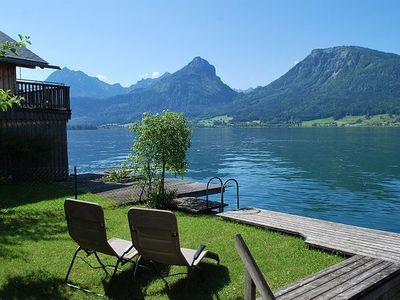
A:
<box><xmin>235</xmin><ymin>234</ymin><xmax>400</xmax><ymax>300</ymax></box>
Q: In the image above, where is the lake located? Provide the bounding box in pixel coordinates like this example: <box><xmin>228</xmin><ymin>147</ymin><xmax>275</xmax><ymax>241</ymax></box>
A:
<box><xmin>68</xmin><ymin>127</ymin><xmax>400</xmax><ymax>233</ymax></box>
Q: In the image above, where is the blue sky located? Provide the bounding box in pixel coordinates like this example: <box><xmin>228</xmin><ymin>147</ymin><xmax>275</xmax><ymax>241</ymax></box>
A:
<box><xmin>3</xmin><ymin>0</ymin><xmax>400</xmax><ymax>89</ymax></box>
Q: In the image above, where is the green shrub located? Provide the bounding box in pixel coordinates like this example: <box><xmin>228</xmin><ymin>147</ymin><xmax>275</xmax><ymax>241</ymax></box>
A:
<box><xmin>103</xmin><ymin>161</ymin><xmax>132</xmax><ymax>183</ymax></box>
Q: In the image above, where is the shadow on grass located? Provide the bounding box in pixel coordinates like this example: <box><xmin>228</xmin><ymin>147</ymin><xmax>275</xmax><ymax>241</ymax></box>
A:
<box><xmin>0</xmin><ymin>211</ymin><xmax>67</xmax><ymax>259</ymax></box>
<box><xmin>0</xmin><ymin>183</ymin><xmax>74</xmax><ymax>209</ymax></box>
<box><xmin>0</xmin><ymin>271</ymin><xmax>70</xmax><ymax>300</ymax></box>
<box><xmin>106</xmin><ymin>262</ymin><xmax>230</xmax><ymax>300</ymax></box>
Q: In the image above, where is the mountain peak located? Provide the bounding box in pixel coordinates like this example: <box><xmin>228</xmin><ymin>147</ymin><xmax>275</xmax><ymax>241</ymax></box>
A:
<box><xmin>234</xmin><ymin>45</ymin><xmax>400</xmax><ymax>122</ymax></box>
<box><xmin>46</xmin><ymin>67</ymin><xmax>127</xmax><ymax>98</ymax></box>
<box><xmin>309</xmin><ymin>45</ymin><xmax>393</xmax><ymax>59</ymax></box>
<box><xmin>182</xmin><ymin>56</ymin><xmax>216</xmax><ymax>76</ymax></box>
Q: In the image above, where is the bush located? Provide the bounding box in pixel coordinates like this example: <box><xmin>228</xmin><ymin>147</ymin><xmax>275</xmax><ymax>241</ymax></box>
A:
<box><xmin>146</xmin><ymin>188</ymin><xmax>176</xmax><ymax>209</ymax></box>
<box><xmin>103</xmin><ymin>162</ymin><xmax>132</xmax><ymax>183</ymax></box>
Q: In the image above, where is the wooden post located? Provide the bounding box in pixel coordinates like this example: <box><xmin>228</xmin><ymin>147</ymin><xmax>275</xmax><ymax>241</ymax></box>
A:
<box><xmin>245</xmin><ymin>271</ymin><xmax>256</xmax><ymax>300</ymax></box>
<box><xmin>74</xmin><ymin>166</ymin><xmax>78</xmax><ymax>199</ymax></box>
<box><xmin>235</xmin><ymin>234</ymin><xmax>276</xmax><ymax>300</ymax></box>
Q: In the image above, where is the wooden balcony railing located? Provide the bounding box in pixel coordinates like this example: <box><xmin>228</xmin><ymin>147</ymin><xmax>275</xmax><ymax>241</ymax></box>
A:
<box><xmin>16</xmin><ymin>79</ymin><xmax>70</xmax><ymax>111</ymax></box>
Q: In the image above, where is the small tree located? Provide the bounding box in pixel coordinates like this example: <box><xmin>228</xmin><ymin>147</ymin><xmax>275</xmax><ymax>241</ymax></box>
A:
<box><xmin>130</xmin><ymin>111</ymin><xmax>192</xmax><ymax>208</ymax></box>
<box><xmin>0</xmin><ymin>34</ymin><xmax>31</xmax><ymax>111</ymax></box>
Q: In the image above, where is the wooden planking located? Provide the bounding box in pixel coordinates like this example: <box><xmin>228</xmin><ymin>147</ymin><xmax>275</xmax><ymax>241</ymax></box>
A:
<box><xmin>331</xmin><ymin>261</ymin><xmax>400</xmax><ymax>299</ymax></box>
<box><xmin>273</xmin><ymin>255</ymin><xmax>400</xmax><ymax>300</ymax></box>
<box><xmin>0</xmin><ymin>63</ymin><xmax>16</xmax><ymax>91</ymax></box>
<box><xmin>165</xmin><ymin>179</ymin><xmax>223</xmax><ymax>198</ymax></box>
<box><xmin>0</xmin><ymin>119</ymin><xmax>69</xmax><ymax>180</ymax></box>
<box><xmin>274</xmin><ymin>255</ymin><xmax>363</xmax><ymax>297</ymax></box>
<box><xmin>218</xmin><ymin>208</ymin><xmax>400</xmax><ymax>263</ymax></box>
<box><xmin>356</xmin><ymin>268</ymin><xmax>400</xmax><ymax>300</ymax></box>
<box><xmin>64</xmin><ymin>175</ymin><xmax>223</xmax><ymax>210</ymax></box>
<box><xmin>170</xmin><ymin>197</ymin><xmax>228</xmax><ymax>213</ymax></box>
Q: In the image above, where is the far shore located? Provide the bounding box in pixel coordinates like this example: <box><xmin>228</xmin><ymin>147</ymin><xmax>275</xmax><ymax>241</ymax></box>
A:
<box><xmin>68</xmin><ymin>113</ymin><xmax>400</xmax><ymax>130</ymax></box>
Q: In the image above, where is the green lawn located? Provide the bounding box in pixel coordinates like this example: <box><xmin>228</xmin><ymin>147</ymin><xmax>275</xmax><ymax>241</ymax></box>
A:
<box><xmin>197</xmin><ymin>115</ymin><xmax>234</xmax><ymax>127</ymax></box>
<box><xmin>0</xmin><ymin>183</ymin><xmax>343</xmax><ymax>299</ymax></box>
<box><xmin>301</xmin><ymin>114</ymin><xmax>400</xmax><ymax>127</ymax></box>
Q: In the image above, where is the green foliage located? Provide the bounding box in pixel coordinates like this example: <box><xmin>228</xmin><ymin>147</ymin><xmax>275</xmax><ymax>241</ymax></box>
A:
<box><xmin>197</xmin><ymin>115</ymin><xmax>233</xmax><ymax>127</ymax></box>
<box><xmin>0</xmin><ymin>34</ymin><xmax>31</xmax><ymax>112</ymax></box>
<box><xmin>0</xmin><ymin>34</ymin><xmax>31</xmax><ymax>56</ymax></box>
<box><xmin>102</xmin><ymin>161</ymin><xmax>132</xmax><ymax>183</ymax></box>
<box><xmin>0</xmin><ymin>89</ymin><xmax>24</xmax><ymax>112</ymax></box>
<box><xmin>301</xmin><ymin>114</ymin><xmax>400</xmax><ymax>127</ymax></box>
<box><xmin>130</xmin><ymin>111</ymin><xmax>191</xmax><ymax>208</ymax></box>
<box><xmin>146</xmin><ymin>188</ymin><xmax>176</xmax><ymax>209</ymax></box>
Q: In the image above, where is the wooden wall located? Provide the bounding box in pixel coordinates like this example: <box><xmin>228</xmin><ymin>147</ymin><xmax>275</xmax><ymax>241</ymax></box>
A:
<box><xmin>0</xmin><ymin>113</ymin><xmax>70</xmax><ymax>181</ymax></box>
<box><xmin>0</xmin><ymin>63</ymin><xmax>16</xmax><ymax>91</ymax></box>
<box><xmin>0</xmin><ymin>65</ymin><xmax>71</xmax><ymax>182</ymax></box>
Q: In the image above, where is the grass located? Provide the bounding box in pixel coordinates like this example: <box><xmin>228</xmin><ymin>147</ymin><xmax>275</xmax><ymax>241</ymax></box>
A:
<box><xmin>0</xmin><ymin>183</ymin><xmax>343</xmax><ymax>299</ymax></box>
<box><xmin>197</xmin><ymin>115</ymin><xmax>234</xmax><ymax>127</ymax></box>
<box><xmin>301</xmin><ymin>114</ymin><xmax>400</xmax><ymax>127</ymax></box>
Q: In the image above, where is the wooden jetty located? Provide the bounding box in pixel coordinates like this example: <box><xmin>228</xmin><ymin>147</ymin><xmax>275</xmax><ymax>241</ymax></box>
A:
<box><xmin>218</xmin><ymin>208</ymin><xmax>400</xmax><ymax>262</ymax></box>
<box><xmin>170</xmin><ymin>197</ymin><xmax>228</xmax><ymax>213</ymax></box>
<box><xmin>219</xmin><ymin>208</ymin><xmax>400</xmax><ymax>299</ymax></box>
<box><xmin>65</xmin><ymin>173</ymin><xmax>224</xmax><ymax>212</ymax></box>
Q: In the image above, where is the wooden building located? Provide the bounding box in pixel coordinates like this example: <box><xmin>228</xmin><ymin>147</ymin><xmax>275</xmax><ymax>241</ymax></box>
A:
<box><xmin>0</xmin><ymin>31</ymin><xmax>71</xmax><ymax>181</ymax></box>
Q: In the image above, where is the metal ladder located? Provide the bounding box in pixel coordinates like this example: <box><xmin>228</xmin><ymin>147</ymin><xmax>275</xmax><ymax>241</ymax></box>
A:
<box><xmin>205</xmin><ymin>176</ymin><xmax>240</xmax><ymax>212</ymax></box>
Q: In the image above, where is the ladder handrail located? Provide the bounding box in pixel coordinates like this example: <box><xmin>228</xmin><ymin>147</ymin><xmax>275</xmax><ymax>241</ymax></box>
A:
<box><xmin>223</xmin><ymin>178</ymin><xmax>240</xmax><ymax>211</ymax></box>
<box><xmin>206</xmin><ymin>176</ymin><xmax>224</xmax><ymax>211</ymax></box>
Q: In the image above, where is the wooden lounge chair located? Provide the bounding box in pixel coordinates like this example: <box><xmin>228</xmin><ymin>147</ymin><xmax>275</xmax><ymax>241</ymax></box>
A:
<box><xmin>64</xmin><ymin>199</ymin><xmax>138</xmax><ymax>292</ymax></box>
<box><xmin>127</xmin><ymin>207</ymin><xmax>220</xmax><ymax>280</ymax></box>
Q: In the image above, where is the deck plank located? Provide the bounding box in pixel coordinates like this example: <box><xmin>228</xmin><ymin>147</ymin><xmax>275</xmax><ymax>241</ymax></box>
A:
<box><xmin>170</xmin><ymin>197</ymin><xmax>227</xmax><ymax>213</ymax></box>
<box><xmin>324</xmin><ymin>261</ymin><xmax>396</xmax><ymax>299</ymax></box>
<box><xmin>273</xmin><ymin>255</ymin><xmax>364</xmax><ymax>298</ymax></box>
<box><xmin>218</xmin><ymin>208</ymin><xmax>400</xmax><ymax>262</ymax></box>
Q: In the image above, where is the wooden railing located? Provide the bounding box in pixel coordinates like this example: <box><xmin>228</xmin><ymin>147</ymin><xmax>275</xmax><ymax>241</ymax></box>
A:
<box><xmin>235</xmin><ymin>234</ymin><xmax>276</xmax><ymax>300</ymax></box>
<box><xmin>16</xmin><ymin>79</ymin><xmax>70</xmax><ymax>110</ymax></box>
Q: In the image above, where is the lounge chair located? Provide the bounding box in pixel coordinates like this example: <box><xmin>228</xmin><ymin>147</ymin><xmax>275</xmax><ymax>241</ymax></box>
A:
<box><xmin>127</xmin><ymin>207</ymin><xmax>220</xmax><ymax>280</ymax></box>
<box><xmin>64</xmin><ymin>198</ymin><xmax>138</xmax><ymax>292</ymax></box>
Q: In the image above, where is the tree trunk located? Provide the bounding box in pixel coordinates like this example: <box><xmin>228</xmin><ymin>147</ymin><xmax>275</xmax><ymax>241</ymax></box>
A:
<box><xmin>160</xmin><ymin>160</ymin><xmax>166</xmax><ymax>196</ymax></box>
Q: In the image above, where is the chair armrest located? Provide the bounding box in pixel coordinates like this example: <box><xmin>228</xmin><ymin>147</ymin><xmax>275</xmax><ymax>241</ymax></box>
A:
<box><xmin>191</xmin><ymin>244</ymin><xmax>206</xmax><ymax>266</ymax></box>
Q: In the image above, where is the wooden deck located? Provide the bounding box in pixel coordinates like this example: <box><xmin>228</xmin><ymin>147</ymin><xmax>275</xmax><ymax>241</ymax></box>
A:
<box><xmin>275</xmin><ymin>255</ymin><xmax>400</xmax><ymax>299</ymax></box>
<box><xmin>218</xmin><ymin>208</ymin><xmax>400</xmax><ymax>263</ymax></box>
<box><xmin>170</xmin><ymin>197</ymin><xmax>228</xmax><ymax>213</ymax></box>
<box><xmin>64</xmin><ymin>174</ymin><xmax>224</xmax><ymax>212</ymax></box>
<box><xmin>221</xmin><ymin>208</ymin><xmax>400</xmax><ymax>299</ymax></box>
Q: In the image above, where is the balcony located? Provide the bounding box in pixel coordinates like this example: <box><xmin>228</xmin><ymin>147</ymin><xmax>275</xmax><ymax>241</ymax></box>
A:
<box><xmin>16</xmin><ymin>79</ymin><xmax>70</xmax><ymax>111</ymax></box>
<box><xmin>0</xmin><ymin>79</ymin><xmax>71</xmax><ymax>122</ymax></box>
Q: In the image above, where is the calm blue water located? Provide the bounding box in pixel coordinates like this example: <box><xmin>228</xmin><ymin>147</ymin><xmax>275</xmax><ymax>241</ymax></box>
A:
<box><xmin>68</xmin><ymin>128</ymin><xmax>400</xmax><ymax>233</ymax></box>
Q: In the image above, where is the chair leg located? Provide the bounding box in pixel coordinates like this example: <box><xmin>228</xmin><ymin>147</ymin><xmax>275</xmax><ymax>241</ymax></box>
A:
<box><xmin>94</xmin><ymin>251</ymin><xmax>109</xmax><ymax>275</ymax></box>
<box><xmin>65</xmin><ymin>246</ymin><xmax>82</xmax><ymax>284</ymax></box>
<box><xmin>111</xmin><ymin>259</ymin><xmax>121</xmax><ymax>278</ymax></box>
<box><xmin>134</xmin><ymin>255</ymin><xmax>141</xmax><ymax>277</ymax></box>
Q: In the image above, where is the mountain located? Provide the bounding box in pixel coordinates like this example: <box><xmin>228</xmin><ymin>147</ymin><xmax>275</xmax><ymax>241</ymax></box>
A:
<box><xmin>46</xmin><ymin>67</ymin><xmax>130</xmax><ymax>98</ymax></box>
<box><xmin>70</xmin><ymin>57</ymin><xmax>237</xmax><ymax>125</ymax></box>
<box><xmin>231</xmin><ymin>46</ymin><xmax>400</xmax><ymax>122</ymax></box>
<box><xmin>128</xmin><ymin>72</ymin><xmax>171</xmax><ymax>91</ymax></box>
<box><xmin>50</xmin><ymin>46</ymin><xmax>400</xmax><ymax>127</ymax></box>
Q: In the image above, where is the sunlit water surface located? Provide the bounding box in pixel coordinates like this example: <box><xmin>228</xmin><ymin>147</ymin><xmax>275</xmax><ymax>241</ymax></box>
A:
<box><xmin>68</xmin><ymin>128</ymin><xmax>400</xmax><ymax>233</ymax></box>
